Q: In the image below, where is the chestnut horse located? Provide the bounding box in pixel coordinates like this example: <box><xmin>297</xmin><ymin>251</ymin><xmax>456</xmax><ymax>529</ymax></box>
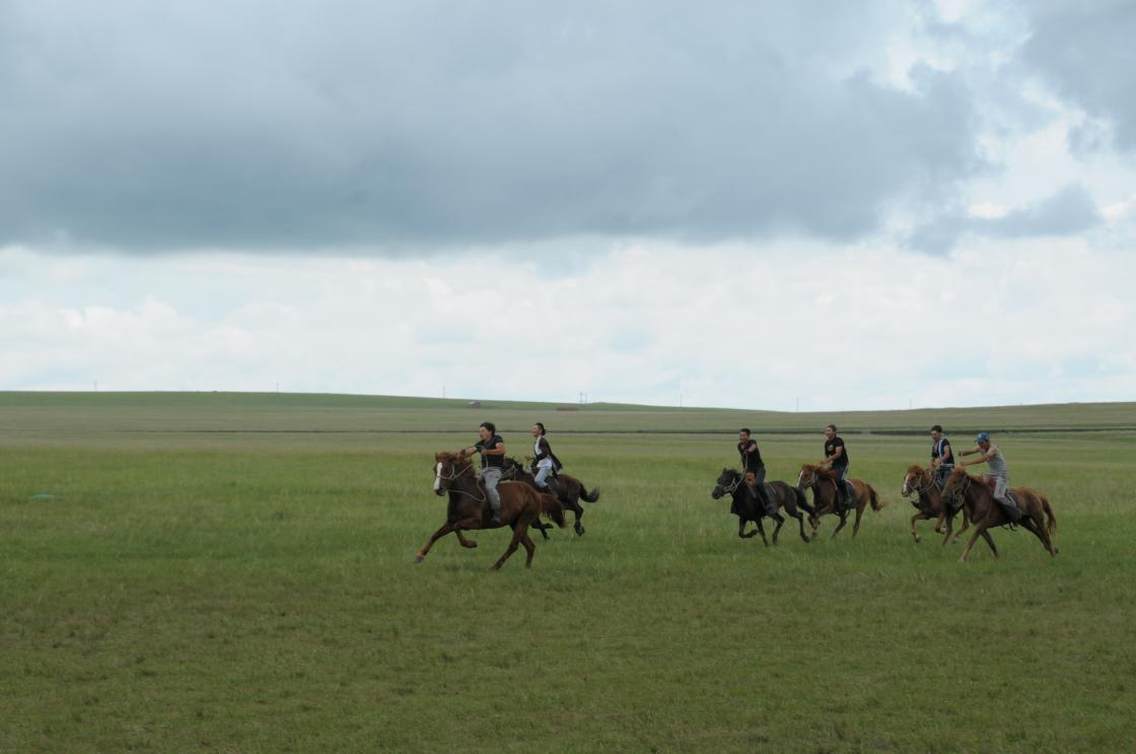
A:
<box><xmin>901</xmin><ymin>464</ymin><xmax>969</xmax><ymax>545</ymax></box>
<box><xmin>711</xmin><ymin>468</ymin><xmax>813</xmax><ymax>546</ymax></box>
<box><xmin>500</xmin><ymin>457</ymin><xmax>600</xmax><ymax>537</ymax></box>
<box><xmin>797</xmin><ymin>464</ymin><xmax>885</xmax><ymax>539</ymax></box>
<box><xmin>417</xmin><ymin>451</ymin><xmax>566</xmax><ymax>569</ymax></box>
<box><xmin>940</xmin><ymin>468</ymin><xmax>1057</xmax><ymax>563</ymax></box>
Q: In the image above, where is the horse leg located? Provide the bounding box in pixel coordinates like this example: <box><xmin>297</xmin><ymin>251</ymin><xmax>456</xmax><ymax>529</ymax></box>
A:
<box><xmin>792</xmin><ymin>511</ymin><xmax>810</xmax><ymax>543</ymax></box>
<box><xmin>416</xmin><ymin>522</ymin><xmax>454</xmax><ymax>562</ymax></box>
<box><xmin>959</xmin><ymin>523</ymin><xmax>987</xmax><ymax>562</ymax></box>
<box><xmin>980</xmin><ymin>529</ymin><xmax>999</xmax><ymax>559</ymax></box>
<box><xmin>520</xmin><ymin>530</ymin><xmax>536</xmax><ymax>568</ymax></box>
<box><xmin>940</xmin><ymin>512</ymin><xmax>954</xmax><ymax>547</ymax></box>
<box><xmin>531</xmin><ymin>519</ymin><xmax>551</xmax><ymax>540</ymax></box>
<box><xmin>830</xmin><ymin>511</ymin><xmax>849</xmax><ymax>539</ymax></box>
<box><xmin>951</xmin><ymin>510</ymin><xmax>971</xmax><ymax>545</ymax></box>
<box><xmin>738</xmin><ymin>517</ymin><xmax>757</xmax><ymax>539</ymax></box>
<box><xmin>755</xmin><ymin>517</ymin><xmax>769</xmax><ymax>547</ymax></box>
<box><xmin>491</xmin><ymin>521</ymin><xmax>527</xmax><ymax>571</ymax></box>
<box><xmin>851</xmin><ymin>499</ymin><xmax>866</xmax><ymax>537</ymax></box>
<box><xmin>911</xmin><ymin>512</ymin><xmax>925</xmax><ymax>543</ymax></box>
<box><xmin>570</xmin><ymin>501</ymin><xmax>586</xmax><ymax>536</ymax></box>
<box><xmin>455</xmin><ymin>530</ymin><xmax>478</xmax><ymax>549</ymax></box>
<box><xmin>1020</xmin><ymin>514</ymin><xmax>1056</xmax><ymax>557</ymax></box>
<box><xmin>770</xmin><ymin>512</ymin><xmax>785</xmax><ymax>545</ymax></box>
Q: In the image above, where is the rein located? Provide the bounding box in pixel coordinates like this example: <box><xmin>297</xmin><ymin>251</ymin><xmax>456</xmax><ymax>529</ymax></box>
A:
<box><xmin>944</xmin><ymin>473</ymin><xmax>970</xmax><ymax>507</ymax></box>
<box><xmin>436</xmin><ymin>462</ymin><xmax>487</xmax><ymax>503</ymax></box>
<box><xmin>903</xmin><ymin>471</ymin><xmax>933</xmax><ymax>498</ymax></box>
<box><xmin>717</xmin><ymin>471</ymin><xmax>743</xmax><ymax>495</ymax></box>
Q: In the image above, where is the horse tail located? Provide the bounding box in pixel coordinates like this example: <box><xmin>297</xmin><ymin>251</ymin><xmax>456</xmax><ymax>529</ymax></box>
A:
<box><xmin>1042</xmin><ymin>496</ymin><xmax>1057</xmax><ymax>536</ymax></box>
<box><xmin>869</xmin><ymin>485</ymin><xmax>886</xmax><ymax>511</ymax></box>
<box><xmin>540</xmin><ymin>492</ymin><xmax>567</xmax><ymax>528</ymax></box>
<box><xmin>580</xmin><ymin>485</ymin><xmax>601</xmax><ymax>503</ymax></box>
<box><xmin>793</xmin><ymin>485</ymin><xmax>814</xmax><ymax>515</ymax></box>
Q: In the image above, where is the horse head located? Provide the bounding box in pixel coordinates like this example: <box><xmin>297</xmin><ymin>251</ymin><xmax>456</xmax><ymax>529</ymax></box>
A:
<box><xmin>433</xmin><ymin>450</ymin><xmax>473</xmax><ymax>497</ymax></box>
<box><xmin>712</xmin><ymin>468</ymin><xmax>742</xmax><ymax>499</ymax></box>
<box><xmin>901</xmin><ymin>464</ymin><xmax>930</xmax><ymax>497</ymax></box>
<box><xmin>500</xmin><ymin>457</ymin><xmax>525</xmax><ymax>479</ymax></box>
<box><xmin>797</xmin><ymin>464</ymin><xmax>821</xmax><ymax>490</ymax></box>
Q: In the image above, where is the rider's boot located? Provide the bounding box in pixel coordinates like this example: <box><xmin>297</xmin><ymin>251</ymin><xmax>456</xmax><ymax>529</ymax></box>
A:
<box><xmin>999</xmin><ymin>493</ymin><xmax>1022</xmax><ymax>524</ymax></box>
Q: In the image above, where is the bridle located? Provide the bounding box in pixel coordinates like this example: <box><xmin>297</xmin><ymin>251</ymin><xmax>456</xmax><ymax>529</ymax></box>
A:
<box><xmin>434</xmin><ymin>459</ymin><xmax>486</xmax><ymax>502</ymax></box>
<box><xmin>902</xmin><ymin>470</ymin><xmax>932</xmax><ymax>497</ymax></box>
<box><xmin>715</xmin><ymin>470</ymin><xmax>743</xmax><ymax>496</ymax></box>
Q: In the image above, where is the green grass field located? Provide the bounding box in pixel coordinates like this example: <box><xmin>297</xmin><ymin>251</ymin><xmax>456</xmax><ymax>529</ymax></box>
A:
<box><xmin>2</xmin><ymin>393</ymin><xmax>1135</xmax><ymax>752</ymax></box>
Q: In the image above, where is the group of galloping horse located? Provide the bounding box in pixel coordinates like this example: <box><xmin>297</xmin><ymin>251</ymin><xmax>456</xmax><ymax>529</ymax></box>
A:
<box><xmin>714</xmin><ymin>461</ymin><xmax>1056</xmax><ymax>562</ymax></box>
<box><xmin>418</xmin><ymin>450</ymin><xmax>1058</xmax><ymax>570</ymax></box>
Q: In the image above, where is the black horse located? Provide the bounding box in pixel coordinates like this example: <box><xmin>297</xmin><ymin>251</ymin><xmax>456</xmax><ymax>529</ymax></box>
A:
<box><xmin>501</xmin><ymin>458</ymin><xmax>600</xmax><ymax>538</ymax></box>
<box><xmin>711</xmin><ymin>468</ymin><xmax>813</xmax><ymax>546</ymax></box>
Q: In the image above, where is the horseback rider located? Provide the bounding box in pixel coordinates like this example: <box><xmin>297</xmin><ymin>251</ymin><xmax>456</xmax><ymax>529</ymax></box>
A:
<box><xmin>929</xmin><ymin>424</ymin><xmax>954</xmax><ymax>490</ymax></box>
<box><xmin>529</xmin><ymin>422</ymin><xmax>563</xmax><ymax>497</ymax></box>
<box><xmin>958</xmin><ymin>431</ymin><xmax>1021</xmax><ymax>522</ymax></box>
<box><xmin>462</xmin><ymin>421</ymin><xmax>507</xmax><ymax>525</ymax></box>
<box><xmin>738</xmin><ymin>428</ymin><xmax>776</xmax><ymax>515</ymax></box>
<box><xmin>820</xmin><ymin>424</ymin><xmax>852</xmax><ymax>512</ymax></box>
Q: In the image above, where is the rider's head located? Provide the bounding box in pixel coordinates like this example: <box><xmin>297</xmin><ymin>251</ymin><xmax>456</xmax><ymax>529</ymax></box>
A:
<box><xmin>975</xmin><ymin>431</ymin><xmax>990</xmax><ymax>449</ymax></box>
<box><xmin>930</xmin><ymin>424</ymin><xmax>943</xmax><ymax>441</ymax></box>
<box><xmin>531</xmin><ymin>422</ymin><xmax>546</xmax><ymax>437</ymax></box>
<box><xmin>824</xmin><ymin>424</ymin><xmax>837</xmax><ymax>440</ymax></box>
<box><xmin>738</xmin><ymin>428</ymin><xmax>751</xmax><ymax>441</ymax></box>
<box><xmin>478</xmin><ymin>421</ymin><xmax>496</xmax><ymax>441</ymax></box>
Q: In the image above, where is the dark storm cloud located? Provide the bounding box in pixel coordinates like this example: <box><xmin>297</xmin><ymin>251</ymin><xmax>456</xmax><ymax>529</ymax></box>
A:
<box><xmin>1020</xmin><ymin>1</ymin><xmax>1136</xmax><ymax>151</ymax></box>
<box><xmin>907</xmin><ymin>184</ymin><xmax>1101</xmax><ymax>254</ymax></box>
<box><xmin>1</xmin><ymin>1</ymin><xmax>983</xmax><ymax>252</ymax></box>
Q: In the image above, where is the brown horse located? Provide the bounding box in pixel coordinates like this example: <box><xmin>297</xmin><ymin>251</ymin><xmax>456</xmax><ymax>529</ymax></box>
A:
<box><xmin>416</xmin><ymin>451</ymin><xmax>566</xmax><ymax>569</ymax></box>
<box><xmin>940</xmin><ymin>468</ymin><xmax>1057</xmax><ymax>562</ymax></box>
<box><xmin>501</xmin><ymin>457</ymin><xmax>600</xmax><ymax>537</ymax></box>
<box><xmin>901</xmin><ymin>464</ymin><xmax>969</xmax><ymax>545</ymax></box>
<box><xmin>797</xmin><ymin>464</ymin><xmax>886</xmax><ymax>539</ymax></box>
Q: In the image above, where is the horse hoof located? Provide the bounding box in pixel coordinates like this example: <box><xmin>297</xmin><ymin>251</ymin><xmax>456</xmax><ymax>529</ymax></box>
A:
<box><xmin>415</xmin><ymin>553</ymin><xmax>425</xmax><ymax>563</ymax></box>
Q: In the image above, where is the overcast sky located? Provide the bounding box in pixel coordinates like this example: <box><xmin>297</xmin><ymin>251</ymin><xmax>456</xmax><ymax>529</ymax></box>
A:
<box><xmin>2</xmin><ymin>0</ymin><xmax>1133</xmax><ymax>409</ymax></box>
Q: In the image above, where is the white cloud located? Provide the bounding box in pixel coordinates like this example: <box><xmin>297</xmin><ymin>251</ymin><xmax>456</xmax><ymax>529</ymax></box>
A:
<box><xmin>1</xmin><ymin>239</ymin><xmax>1131</xmax><ymax>408</ymax></box>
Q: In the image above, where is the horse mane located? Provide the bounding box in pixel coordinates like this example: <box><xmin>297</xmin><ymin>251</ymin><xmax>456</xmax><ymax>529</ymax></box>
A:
<box><xmin>906</xmin><ymin>464</ymin><xmax>930</xmax><ymax>482</ymax></box>
<box><xmin>435</xmin><ymin>450</ymin><xmax>472</xmax><ymax>466</ymax></box>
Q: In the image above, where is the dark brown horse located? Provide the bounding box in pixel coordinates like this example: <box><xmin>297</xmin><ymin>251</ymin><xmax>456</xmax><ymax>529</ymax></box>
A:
<box><xmin>796</xmin><ymin>464</ymin><xmax>886</xmax><ymax>539</ymax></box>
<box><xmin>940</xmin><ymin>468</ymin><xmax>1057</xmax><ymax>562</ymax></box>
<box><xmin>501</xmin><ymin>457</ymin><xmax>600</xmax><ymax>537</ymax></box>
<box><xmin>417</xmin><ymin>451</ymin><xmax>566</xmax><ymax>569</ymax></box>
<box><xmin>901</xmin><ymin>464</ymin><xmax>969</xmax><ymax>545</ymax></box>
<box><xmin>711</xmin><ymin>468</ymin><xmax>813</xmax><ymax>545</ymax></box>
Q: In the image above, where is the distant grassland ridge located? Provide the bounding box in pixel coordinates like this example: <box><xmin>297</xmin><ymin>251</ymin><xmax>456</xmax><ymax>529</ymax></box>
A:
<box><xmin>1</xmin><ymin>391</ymin><xmax>1134</xmax><ymax>437</ymax></box>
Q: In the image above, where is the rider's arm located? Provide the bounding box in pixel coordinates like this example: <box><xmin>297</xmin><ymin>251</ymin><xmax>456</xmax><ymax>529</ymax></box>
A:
<box><xmin>959</xmin><ymin>448</ymin><xmax>994</xmax><ymax>468</ymax></box>
<box><xmin>482</xmin><ymin>442</ymin><xmax>507</xmax><ymax>457</ymax></box>
<box><xmin>826</xmin><ymin>445</ymin><xmax>843</xmax><ymax>464</ymax></box>
<box><xmin>941</xmin><ymin>443</ymin><xmax>953</xmax><ymax>463</ymax></box>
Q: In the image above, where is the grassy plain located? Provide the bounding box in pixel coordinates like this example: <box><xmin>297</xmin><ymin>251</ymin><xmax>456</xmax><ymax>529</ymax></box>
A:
<box><xmin>2</xmin><ymin>393</ymin><xmax>1134</xmax><ymax>752</ymax></box>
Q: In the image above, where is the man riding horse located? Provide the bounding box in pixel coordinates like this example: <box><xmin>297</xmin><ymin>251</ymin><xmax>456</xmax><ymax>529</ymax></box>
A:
<box><xmin>929</xmin><ymin>424</ymin><xmax>954</xmax><ymax>490</ymax></box>
<box><xmin>957</xmin><ymin>432</ymin><xmax>1021</xmax><ymax>523</ymax></box>
<box><xmin>461</xmin><ymin>421</ymin><xmax>507</xmax><ymax>525</ymax></box>
<box><xmin>820</xmin><ymin>424</ymin><xmax>852</xmax><ymax>512</ymax></box>
<box><xmin>737</xmin><ymin>428</ymin><xmax>776</xmax><ymax>516</ymax></box>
